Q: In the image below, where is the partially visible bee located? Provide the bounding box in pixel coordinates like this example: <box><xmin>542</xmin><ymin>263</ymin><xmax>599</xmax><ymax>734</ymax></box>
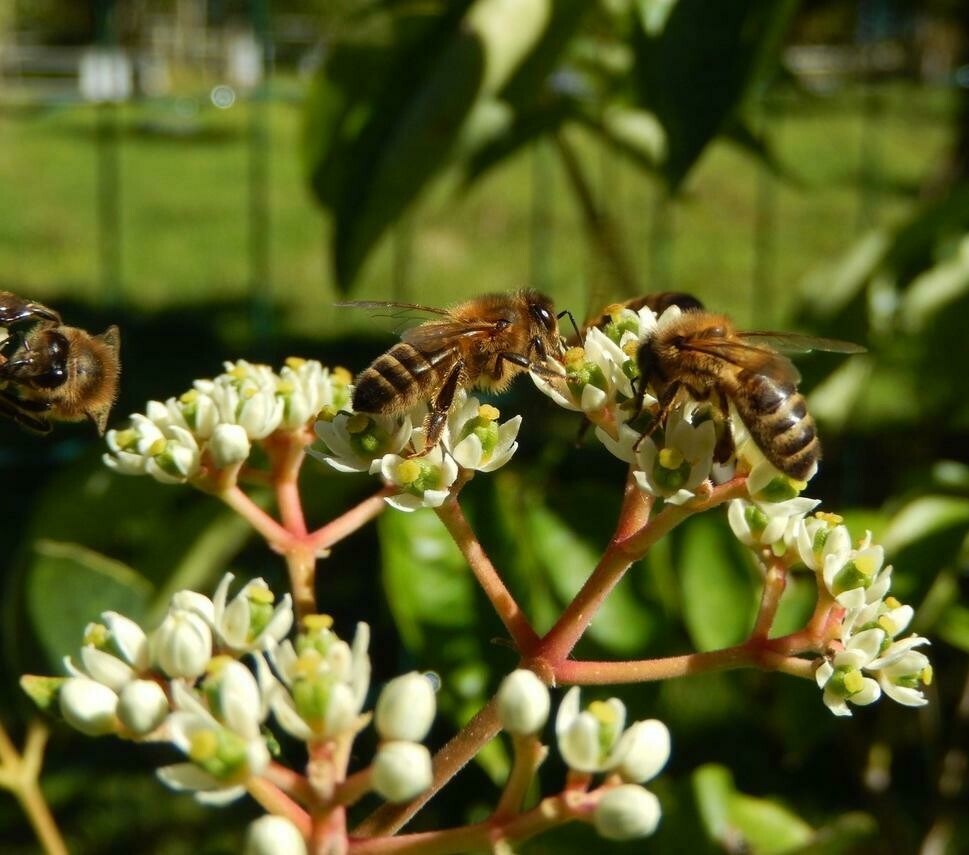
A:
<box><xmin>0</xmin><ymin>291</ymin><xmax>121</xmax><ymax>435</ymax></box>
<box><xmin>342</xmin><ymin>289</ymin><xmax>565</xmax><ymax>456</ymax></box>
<box><xmin>581</xmin><ymin>291</ymin><xmax>706</xmax><ymax>338</ymax></box>
<box><xmin>635</xmin><ymin>309</ymin><xmax>864</xmax><ymax>480</ymax></box>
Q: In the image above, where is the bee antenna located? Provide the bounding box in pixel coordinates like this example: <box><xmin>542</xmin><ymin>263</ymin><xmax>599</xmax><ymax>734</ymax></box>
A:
<box><xmin>557</xmin><ymin>308</ymin><xmax>580</xmax><ymax>341</ymax></box>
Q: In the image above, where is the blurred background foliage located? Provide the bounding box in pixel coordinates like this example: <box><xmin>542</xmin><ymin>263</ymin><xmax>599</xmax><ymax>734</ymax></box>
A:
<box><xmin>1</xmin><ymin>0</ymin><xmax>968</xmax><ymax>852</ymax></box>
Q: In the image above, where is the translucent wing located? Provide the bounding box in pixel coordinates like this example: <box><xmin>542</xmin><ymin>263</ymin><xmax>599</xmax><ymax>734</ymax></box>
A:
<box><xmin>335</xmin><ymin>300</ymin><xmax>457</xmax><ymax>338</ymax></box>
<box><xmin>678</xmin><ymin>337</ymin><xmax>802</xmax><ymax>384</ymax></box>
<box><xmin>334</xmin><ymin>300</ymin><xmax>453</xmax><ymax>318</ymax></box>
<box><xmin>401</xmin><ymin>319</ymin><xmax>502</xmax><ymax>350</ymax></box>
<box><xmin>740</xmin><ymin>331</ymin><xmax>866</xmax><ymax>355</ymax></box>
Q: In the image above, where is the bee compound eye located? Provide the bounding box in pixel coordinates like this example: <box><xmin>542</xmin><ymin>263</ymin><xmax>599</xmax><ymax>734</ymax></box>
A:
<box><xmin>532</xmin><ymin>304</ymin><xmax>555</xmax><ymax>331</ymax></box>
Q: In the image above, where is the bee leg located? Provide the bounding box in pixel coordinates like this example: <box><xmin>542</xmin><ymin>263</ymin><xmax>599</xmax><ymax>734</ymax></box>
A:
<box><xmin>632</xmin><ymin>383</ymin><xmax>681</xmax><ymax>452</ymax></box>
<box><xmin>0</xmin><ymin>292</ymin><xmax>61</xmax><ymax>327</ymax></box>
<box><xmin>0</xmin><ymin>390</ymin><xmax>52</xmax><ymax>434</ymax></box>
<box><xmin>409</xmin><ymin>362</ymin><xmax>464</xmax><ymax>459</ymax></box>
<box><xmin>714</xmin><ymin>391</ymin><xmax>734</xmax><ymax>465</ymax></box>
<box><xmin>496</xmin><ymin>351</ymin><xmax>563</xmax><ymax>380</ymax></box>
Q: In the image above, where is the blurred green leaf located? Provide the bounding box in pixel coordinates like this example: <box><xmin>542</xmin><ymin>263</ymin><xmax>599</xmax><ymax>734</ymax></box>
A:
<box><xmin>631</xmin><ymin>0</ymin><xmax>799</xmax><ymax>190</ymax></box>
<box><xmin>936</xmin><ymin>604</ymin><xmax>969</xmax><ymax>654</ymax></box>
<box><xmin>26</xmin><ymin>541</ymin><xmax>153</xmax><ymax>669</ymax></box>
<box><xmin>680</xmin><ymin>516</ymin><xmax>757</xmax><ymax>651</ymax></box>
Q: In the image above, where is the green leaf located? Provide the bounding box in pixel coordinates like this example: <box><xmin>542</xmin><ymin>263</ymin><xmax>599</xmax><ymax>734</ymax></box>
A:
<box><xmin>20</xmin><ymin>675</ymin><xmax>67</xmax><ymax>716</ymax></box>
<box><xmin>679</xmin><ymin>516</ymin><xmax>757</xmax><ymax>651</ymax></box>
<box><xmin>937</xmin><ymin>604</ymin><xmax>969</xmax><ymax>654</ymax></box>
<box><xmin>631</xmin><ymin>0</ymin><xmax>799</xmax><ymax>190</ymax></box>
<box><xmin>25</xmin><ymin>541</ymin><xmax>154</xmax><ymax>669</ymax></box>
<box><xmin>693</xmin><ymin>763</ymin><xmax>736</xmax><ymax>842</ymax></box>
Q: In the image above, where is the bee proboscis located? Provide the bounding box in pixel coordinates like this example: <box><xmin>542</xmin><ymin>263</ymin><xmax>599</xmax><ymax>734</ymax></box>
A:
<box><xmin>0</xmin><ymin>291</ymin><xmax>121</xmax><ymax>435</ymax></box>
<box><xmin>341</xmin><ymin>289</ymin><xmax>565</xmax><ymax>456</ymax></box>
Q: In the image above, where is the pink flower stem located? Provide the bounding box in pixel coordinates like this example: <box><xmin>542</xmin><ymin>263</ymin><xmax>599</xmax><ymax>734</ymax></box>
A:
<box><xmin>264</xmin><ymin>761</ymin><xmax>317</xmax><ymax>807</ymax></box>
<box><xmin>309</xmin><ymin>488</ymin><xmax>394</xmax><ymax>552</ymax></box>
<box><xmin>354</xmin><ymin>698</ymin><xmax>501</xmax><ymax>837</ymax></box>
<box><xmin>751</xmin><ymin>555</ymin><xmax>789</xmax><ymax>640</ymax></box>
<box><xmin>349</xmin><ymin>789</ymin><xmax>594</xmax><ymax>855</ymax></box>
<box><xmin>219</xmin><ymin>484</ymin><xmax>293</xmax><ymax>551</ymax></box>
<box><xmin>541</xmin><ymin>477</ymin><xmax>748</xmax><ymax>667</ymax></box>
<box><xmin>492</xmin><ymin>734</ymin><xmax>543</xmax><ymax>821</ymax></box>
<box><xmin>435</xmin><ymin>496</ymin><xmax>541</xmax><ymax>653</ymax></box>
<box><xmin>247</xmin><ymin>775</ymin><xmax>313</xmax><ymax>839</ymax></box>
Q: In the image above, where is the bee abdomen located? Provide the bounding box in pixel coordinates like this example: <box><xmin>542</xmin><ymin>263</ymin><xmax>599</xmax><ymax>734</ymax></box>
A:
<box><xmin>736</xmin><ymin>373</ymin><xmax>819</xmax><ymax>480</ymax></box>
<box><xmin>352</xmin><ymin>343</ymin><xmax>449</xmax><ymax>414</ymax></box>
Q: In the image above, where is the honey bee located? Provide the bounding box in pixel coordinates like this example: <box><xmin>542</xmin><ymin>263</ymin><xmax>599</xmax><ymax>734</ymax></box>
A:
<box><xmin>0</xmin><ymin>291</ymin><xmax>121</xmax><ymax>435</ymax></box>
<box><xmin>582</xmin><ymin>291</ymin><xmax>706</xmax><ymax>337</ymax></box>
<box><xmin>635</xmin><ymin>308</ymin><xmax>864</xmax><ymax>481</ymax></box>
<box><xmin>343</xmin><ymin>290</ymin><xmax>565</xmax><ymax>455</ymax></box>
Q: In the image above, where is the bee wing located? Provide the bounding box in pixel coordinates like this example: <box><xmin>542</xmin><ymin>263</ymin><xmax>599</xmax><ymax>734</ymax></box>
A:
<box><xmin>740</xmin><ymin>331</ymin><xmax>867</xmax><ymax>354</ymax></box>
<box><xmin>401</xmin><ymin>319</ymin><xmax>503</xmax><ymax>350</ymax></box>
<box><xmin>679</xmin><ymin>338</ymin><xmax>803</xmax><ymax>384</ymax></box>
<box><xmin>334</xmin><ymin>300</ymin><xmax>454</xmax><ymax>317</ymax></box>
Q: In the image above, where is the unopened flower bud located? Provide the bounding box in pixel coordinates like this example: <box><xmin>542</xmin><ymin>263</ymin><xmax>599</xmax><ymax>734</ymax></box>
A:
<box><xmin>210</xmin><ymin>423</ymin><xmax>251</xmax><ymax>468</ymax></box>
<box><xmin>615</xmin><ymin>719</ymin><xmax>670</xmax><ymax>783</ymax></box>
<box><xmin>153</xmin><ymin>610</ymin><xmax>212</xmax><ymax>679</ymax></box>
<box><xmin>244</xmin><ymin>816</ymin><xmax>307</xmax><ymax>855</ymax></box>
<box><xmin>594</xmin><ymin>785</ymin><xmax>662</xmax><ymax>840</ymax></box>
<box><xmin>371</xmin><ymin>742</ymin><xmax>433</xmax><ymax>803</ymax></box>
<box><xmin>497</xmin><ymin>669</ymin><xmax>550</xmax><ymax>736</ymax></box>
<box><xmin>118</xmin><ymin>679</ymin><xmax>170</xmax><ymax>736</ymax></box>
<box><xmin>60</xmin><ymin>677</ymin><xmax>119</xmax><ymax>736</ymax></box>
<box><xmin>375</xmin><ymin>673</ymin><xmax>436</xmax><ymax>742</ymax></box>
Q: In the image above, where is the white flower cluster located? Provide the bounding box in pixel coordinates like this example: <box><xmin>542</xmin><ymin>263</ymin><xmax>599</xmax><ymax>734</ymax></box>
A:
<box><xmin>496</xmin><ymin>671</ymin><xmax>670</xmax><ymax>842</ymax></box>
<box><xmin>104</xmin><ymin>359</ymin><xmax>352</xmax><ymax>484</ymax></box>
<box><xmin>727</xmin><ymin>495</ymin><xmax>933</xmax><ymax>717</ymax></box>
<box><xmin>312</xmin><ymin>388</ymin><xmax>522</xmax><ymax>511</ymax></box>
<box><xmin>52</xmin><ymin>574</ymin><xmax>438</xmax><ymax>807</ymax></box>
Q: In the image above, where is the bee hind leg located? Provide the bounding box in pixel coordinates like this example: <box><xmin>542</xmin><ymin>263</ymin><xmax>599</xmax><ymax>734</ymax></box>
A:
<box><xmin>408</xmin><ymin>362</ymin><xmax>464</xmax><ymax>459</ymax></box>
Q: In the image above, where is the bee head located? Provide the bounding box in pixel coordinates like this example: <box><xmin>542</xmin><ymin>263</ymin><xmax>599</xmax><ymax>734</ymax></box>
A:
<box><xmin>527</xmin><ymin>293</ymin><xmax>557</xmax><ymax>334</ymax></box>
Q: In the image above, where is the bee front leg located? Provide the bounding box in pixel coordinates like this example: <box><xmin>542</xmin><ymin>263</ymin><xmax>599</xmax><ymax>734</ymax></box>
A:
<box><xmin>633</xmin><ymin>382</ymin><xmax>681</xmax><ymax>452</ymax></box>
<box><xmin>714</xmin><ymin>390</ymin><xmax>735</xmax><ymax>465</ymax></box>
<box><xmin>409</xmin><ymin>362</ymin><xmax>464</xmax><ymax>459</ymax></box>
<box><xmin>0</xmin><ymin>390</ymin><xmax>52</xmax><ymax>434</ymax></box>
<box><xmin>495</xmin><ymin>350</ymin><xmax>562</xmax><ymax>381</ymax></box>
<box><xmin>0</xmin><ymin>292</ymin><xmax>61</xmax><ymax>327</ymax></box>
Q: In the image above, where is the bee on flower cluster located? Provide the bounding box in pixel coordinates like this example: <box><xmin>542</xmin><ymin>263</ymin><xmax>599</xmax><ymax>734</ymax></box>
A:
<box><xmin>592</xmin><ymin>292</ymin><xmax>864</xmax><ymax>480</ymax></box>
<box><xmin>0</xmin><ymin>291</ymin><xmax>120</xmax><ymax>435</ymax></box>
<box><xmin>341</xmin><ymin>289</ymin><xmax>568</xmax><ymax>456</ymax></box>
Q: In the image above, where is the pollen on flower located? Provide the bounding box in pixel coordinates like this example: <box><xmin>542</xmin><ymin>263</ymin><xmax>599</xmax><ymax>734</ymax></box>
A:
<box><xmin>332</xmin><ymin>366</ymin><xmax>353</xmax><ymax>385</ymax></box>
<box><xmin>285</xmin><ymin>356</ymin><xmax>307</xmax><ymax>369</ymax></box>
<box><xmin>395</xmin><ymin>459</ymin><xmax>423</xmax><ymax>486</ymax></box>
<box><xmin>346</xmin><ymin>414</ymin><xmax>370</xmax><ymax>435</ymax></box>
<box><xmin>816</xmin><ymin>511</ymin><xmax>843</xmax><ymax>525</ymax></box>
<box><xmin>188</xmin><ymin>729</ymin><xmax>219</xmax><ymax>762</ymax></box>
<box><xmin>478</xmin><ymin>404</ymin><xmax>500</xmax><ymax>422</ymax></box>
<box><xmin>149</xmin><ymin>438</ymin><xmax>167</xmax><ymax>456</ymax></box>
<box><xmin>83</xmin><ymin>623</ymin><xmax>109</xmax><ymax>648</ymax></box>
<box><xmin>604</xmin><ymin>303</ymin><xmax>626</xmax><ymax>322</ymax></box>
<box><xmin>658</xmin><ymin>447</ymin><xmax>685</xmax><ymax>470</ymax></box>
<box><xmin>564</xmin><ymin>347</ymin><xmax>586</xmax><ymax>368</ymax></box>
<box><xmin>843</xmin><ymin>669</ymin><xmax>865</xmax><ymax>695</ymax></box>
<box><xmin>622</xmin><ymin>340</ymin><xmax>639</xmax><ymax>358</ymax></box>
<box><xmin>304</xmin><ymin>614</ymin><xmax>334</xmax><ymax>631</ymax></box>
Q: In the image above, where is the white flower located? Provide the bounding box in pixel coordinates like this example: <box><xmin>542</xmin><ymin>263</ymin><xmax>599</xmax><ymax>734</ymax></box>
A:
<box><xmin>210</xmin><ymin>573</ymin><xmax>293</xmax><ymax>654</ymax></box>
<box><xmin>815</xmin><ymin>627</ymin><xmax>885</xmax><ymax>716</ymax></box>
<box><xmin>822</xmin><ymin>532</ymin><xmax>892</xmax><ymax>609</ymax></box>
<box><xmin>371</xmin><ymin>741</ymin><xmax>433</xmax><ymax>803</ymax></box>
<box><xmin>244</xmin><ymin>816</ymin><xmax>307</xmax><ymax>855</ymax></box>
<box><xmin>277</xmin><ymin>359</ymin><xmax>351</xmax><ymax>430</ymax></box>
<box><xmin>312</xmin><ymin>412</ymin><xmax>412</xmax><ymax>474</ymax></box>
<box><xmin>496</xmin><ymin>669</ymin><xmax>550</xmax><ymax>736</ymax></box>
<box><xmin>207</xmin><ymin>363</ymin><xmax>284</xmax><ymax>440</ymax></box>
<box><xmin>259</xmin><ymin>618</ymin><xmax>371</xmax><ymax>742</ymax></box>
<box><xmin>446</xmin><ymin>392</ymin><xmax>521</xmax><ymax>472</ymax></box>
<box><xmin>796</xmin><ymin>515</ymin><xmax>852</xmax><ymax>572</ymax></box>
<box><xmin>728</xmin><ymin>496</ymin><xmax>820</xmax><ymax>553</ymax></box>
<box><xmin>209</xmin><ymin>423</ymin><xmax>251</xmax><ymax>468</ymax></box>
<box><xmin>594</xmin><ymin>784</ymin><xmax>662</xmax><ymax>841</ymax></box>
<box><xmin>152</xmin><ymin>603</ymin><xmax>213</xmax><ymax>680</ymax></box>
<box><xmin>117</xmin><ymin>679</ymin><xmax>170</xmax><ymax>736</ymax></box>
<box><xmin>104</xmin><ymin>416</ymin><xmax>201</xmax><ymax>484</ymax></box>
<box><xmin>59</xmin><ymin>677</ymin><xmax>119</xmax><ymax>736</ymax></box>
<box><xmin>871</xmin><ymin>647</ymin><xmax>932</xmax><ymax>707</ymax></box>
<box><xmin>634</xmin><ymin>408</ymin><xmax>716</xmax><ymax>505</ymax></box>
<box><xmin>613</xmin><ymin>719</ymin><xmax>670</xmax><ymax>784</ymax></box>
<box><xmin>158</xmin><ymin>680</ymin><xmax>270</xmax><ymax>805</ymax></box>
<box><xmin>374</xmin><ymin>437</ymin><xmax>459</xmax><ymax>511</ymax></box>
<box><xmin>199</xmin><ymin>657</ymin><xmax>268</xmax><ymax>739</ymax></box>
<box><xmin>64</xmin><ymin>612</ymin><xmax>150</xmax><ymax>693</ymax></box>
<box><xmin>556</xmin><ymin>687</ymin><xmax>658</xmax><ymax>774</ymax></box>
<box><xmin>375</xmin><ymin>672</ymin><xmax>437</xmax><ymax>743</ymax></box>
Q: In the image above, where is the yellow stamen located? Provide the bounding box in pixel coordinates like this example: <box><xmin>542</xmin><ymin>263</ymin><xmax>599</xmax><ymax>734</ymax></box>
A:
<box><xmin>564</xmin><ymin>347</ymin><xmax>586</xmax><ymax>367</ymax></box>
<box><xmin>885</xmin><ymin>596</ymin><xmax>901</xmax><ymax>610</ymax></box>
<box><xmin>854</xmin><ymin>553</ymin><xmax>877</xmax><ymax>577</ymax></box>
<box><xmin>588</xmin><ymin>700</ymin><xmax>618</xmax><ymax>727</ymax></box>
<box><xmin>242</xmin><ymin>387</ymin><xmax>256</xmax><ymax>400</ymax></box>
<box><xmin>816</xmin><ymin>511</ymin><xmax>843</xmax><ymax>525</ymax></box>
<box><xmin>206</xmin><ymin>655</ymin><xmax>233</xmax><ymax>676</ymax></box>
<box><xmin>843</xmin><ymin>670</ymin><xmax>864</xmax><ymax>694</ymax></box>
<box><xmin>180</xmin><ymin>389</ymin><xmax>199</xmax><ymax>404</ymax></box>
<box><xmin>346</xmin><ymin>414</ymin><xmax>370</xmax><ymax>434</ymax></box>
<box><xmin>230</xmin><ymin>365</ymin><xmax>248</xmax><ymax>380</ymax></box>
<box><xmin>395</xmin><ymin>460</ymin><xmax>422</xmax><ymax>486</ymax></box>
<box><xmin>921</xmin><ymin>666</ymin><xmax>933</xmax><ymax>686</ymax></box>
<box><xmin>189</xmin><ymin>730</ymin><xmax>219</xmax><ymax>762</ymax></box>
<box><xmin>83</xmin><ymin>623</ymin><xmax>108</xmax><ymax>648</ymax></box>
<box><xmin>286</xmin><ymin>356</ymin><xmax>307</xmax><ymax>369</ymax></box>
<box><xmin>877</xmin><ymin>615</ymin><xmax>897</xmax><ymax>636</ymax></box>
<box><xmin>149</xmin><ymin>438</ymin><xmax>167</xmax><ymax>456</ymax></box>
<box><xmin>317</xmin><ymin>405</ymin><xmax>338</xmax><ymax>422</ymax></box>
<box><xmin>603</xmin><ymin>303</ymin><xmax>625</xmax><ymax>322</ymax></box>
<box><xmin>478</xmin><ymin>404</ymin><xmax>500</xmax><ymax>422</ymax></box>
<box><xmin>658</xmin><ymin>447</ymin><xmax>685</xmax><ymax>470</ymax></box>
<box><xmin>303</xmin><ymin>614</ymin><xmax>334</xmax><ymax>631</ymax></box>
<box><xmin>622</xmin><ymin>340</ymin><xmax>639</xmax><ymax>357</ymax></box>
<box><xmin>294</xmin><ymin>650</ymin><xmax>323</xmax><ymax>676</ymax></box>
<box><xmin>332</xmin><ymin>366</ymin><xmax>353</xmax><ymax>385</ymax></box>
<box><xmin>277</xmin><ymin>380</ymin><xmax>295</xmax><ymax>394</ymax></box>
<box><xmin>249</xmin><ymin>588</ymin><xmax>274</xmax><ymax>605</ymax></box>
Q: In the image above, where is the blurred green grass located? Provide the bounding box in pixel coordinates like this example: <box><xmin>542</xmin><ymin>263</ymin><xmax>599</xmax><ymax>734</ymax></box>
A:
<box><xmin>0</xmin><ymin>79</ymin><xmax>955</xmax><ymax>337</ymax></box>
